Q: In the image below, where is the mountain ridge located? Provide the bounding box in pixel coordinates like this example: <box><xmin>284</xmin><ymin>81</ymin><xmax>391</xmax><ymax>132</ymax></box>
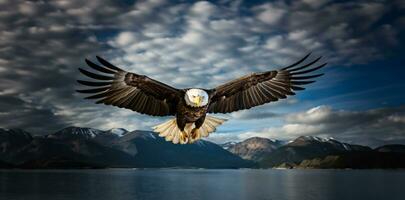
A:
<box><xmin>220</xmin><ymin>135</ymin><xmax>404</xmax><ymax>169</ymax></box>
<box><xmin>2</xmin><ymin>127</ymin><xmax>404</xmax><ymax>169</ymax></box>
<box><xmin>221</xmin><ymin>137</ymin><xmax>284</xmax><ymax>161</ymax></box>
<box><xmin>0</xmin><ymin>127</ymin><xmax>252</xmax><ymax>169</ymax></box>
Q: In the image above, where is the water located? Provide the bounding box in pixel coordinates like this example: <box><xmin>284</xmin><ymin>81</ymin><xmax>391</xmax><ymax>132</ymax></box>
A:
<box><xmin>0</xmin><ymin>169</ymin><xmax>404</xmax><ymax>200</ymax></box>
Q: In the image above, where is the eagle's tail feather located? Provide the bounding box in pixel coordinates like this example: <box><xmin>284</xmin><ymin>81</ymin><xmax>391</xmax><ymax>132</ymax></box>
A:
<box><xmin>152</xmin><ymin>115</ymin><xmax>227</xmax><ymax>144</ymax></box>
<box><xmin>191</xmin><ymin>115</ymin><xmax>227</xmax><ymax>142</ymax></box>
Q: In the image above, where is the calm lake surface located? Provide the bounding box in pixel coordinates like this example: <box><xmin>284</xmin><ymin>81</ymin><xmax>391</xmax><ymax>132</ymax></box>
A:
<box><xmin>0</xmin><ymin>169</ymin><xmax>404</xmax><ymax>200</ymax></box>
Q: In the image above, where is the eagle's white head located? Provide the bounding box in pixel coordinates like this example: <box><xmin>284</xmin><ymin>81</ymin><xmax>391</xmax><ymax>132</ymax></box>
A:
<box><xmin>185</xmin><ymin>89</ymin><xmax>209</xmax><ymax>107</ymax></box>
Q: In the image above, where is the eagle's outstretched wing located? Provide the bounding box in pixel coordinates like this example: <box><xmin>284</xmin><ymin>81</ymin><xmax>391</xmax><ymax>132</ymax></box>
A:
<box><xmin>77</xmin><ymin>56</ymin><xmax>181</xmax><ymax>116</ymax></box>
<box><xmin>208</xmin><ymin>53</ymin><xmax>326</xmax><ymax>114</ymax></box>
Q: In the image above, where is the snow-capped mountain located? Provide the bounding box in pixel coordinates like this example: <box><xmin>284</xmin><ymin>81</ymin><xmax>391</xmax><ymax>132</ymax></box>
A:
<box><xmin>289</xmin><ymin>136</ymin><xmax>370</xmax><ymax>152</ymax></box>
<box><xmin>223</xmin><ymin>137</ymin><xmax>284</xmax><ymax>161</ymax></box>
<box><xmin>220</xmin><ymin>141</ymin><xmax>237</xmax><ymax>150</ymax></box>
<box><xmin>47</xmin><ymin>127</ymin><xmax>133</xmax><ymax>146</ymax></box>
<box><xmin>294</xmin><ymin>135</ymin><xmax>332</xmax><ymax>143</ymax></box>
<box><xmin>47</xmin><ymin>126</ymin><xmax>104</xmax><ymax>140</ymax></box>
<box><xmin>0</xmin><ymin>127</ymin><xmax>252</xmax><ymax>168</ymax></box>
<box><xmin>259</xmin><ymin>136</ymin><xmax>372</xmax><ymax>167</ymax></box>
<box><xmin>220</xmin><ymin>135</ymin><xmax>374</xmax><ymax>167</ymax></box>
<box><xmin>107</xmin><ymin>128</ymin><xmax>129</xmax><ymax>137</ymax></box>
<box><xmin>1</xmin><ymin>127</ymin><xmax>405</xmax><ymax>169</ymax></box>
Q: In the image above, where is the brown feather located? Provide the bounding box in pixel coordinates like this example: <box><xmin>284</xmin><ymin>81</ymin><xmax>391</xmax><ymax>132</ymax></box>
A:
<box><xmin>208</xmin><ymin>54</ymin><xmax>325</xmax><ymax>113</ymax></box>
<box><xmin>77</xmin><ymin>57</ymin><xmax>181</xmax><ymax>116</ymax></box>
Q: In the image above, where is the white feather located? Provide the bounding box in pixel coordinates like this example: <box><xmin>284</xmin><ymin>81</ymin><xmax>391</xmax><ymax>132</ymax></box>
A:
<box><xmin>184</xmin><ymin>89</ymin><xmax>209</xmax><ymax>107</ymax></box>
<box><xmin>152</xmin><ymin>115</ymin><xmax>227</xmax><ymax>144</ymax></box>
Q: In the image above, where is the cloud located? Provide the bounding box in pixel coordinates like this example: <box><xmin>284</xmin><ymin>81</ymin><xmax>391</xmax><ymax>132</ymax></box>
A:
<box><xmin>254</xmin><ymin>3</ymin><xmax>286</xmax><ymax>25</ymax></box>
<box><xmin>0</xmin><ymin>95</ymin><xmax>69</xmax><ymax>134</ymax></box>
<box><xmin>230</xmin><ymin>110</ymin><xmax>280</xmax><ymax>120</ymax></box>
<box><xmin>0</xmin><ymin>0</ymin><xmax>136</xmax><ymax>133</ymax></box>
<box><xmin>214</xmin><ymin>105</ymin><xmax>405</xmax><ymax>147</ymax></box>
<box><xmin>0</xmin><ymin>0</ymin><xmax>403</xmax><ymax>139</ymax></box>
<box><xmin>302</xmin><ymin>0</ymin><xmax>331</xmax><ymax>8</ymax></box>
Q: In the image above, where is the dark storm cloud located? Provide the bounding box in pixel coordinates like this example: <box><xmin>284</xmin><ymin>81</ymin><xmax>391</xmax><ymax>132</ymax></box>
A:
<box><xmin>0</xmin><ymin>95</ymin><xmax>69</xmax><ymax>134</ymax></box>
<box><xmin>0</xmin><ymin>0</ymin><xmax>187</xmax><ymax>133</ymax></box>
<box><xmin>0</xmin><ymin>0</ymin><xmax>128</xmax><ymax>133</ymax></box>
<box><xmin>0</xmin><ymin>0</ymin><xmax>403</xmax><ymax>142</ymax></box>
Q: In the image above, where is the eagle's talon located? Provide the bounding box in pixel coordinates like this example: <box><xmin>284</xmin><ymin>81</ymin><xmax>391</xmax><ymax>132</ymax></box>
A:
<box><xmin>180</xmin><ymin>131</ymin><xmax>189</xmax><ymax>144</ymax></box>
<box><xmin>190</xmin><ymin>128</ymin><xmax>201</xmax><ymax>140</ymax></box>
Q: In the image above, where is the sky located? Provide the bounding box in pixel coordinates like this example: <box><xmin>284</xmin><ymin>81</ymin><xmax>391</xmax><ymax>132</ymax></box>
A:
<box><xmin>0</xmin><ymin>0</ymin><xmax>404</xmax><ymax>147</ymax></box>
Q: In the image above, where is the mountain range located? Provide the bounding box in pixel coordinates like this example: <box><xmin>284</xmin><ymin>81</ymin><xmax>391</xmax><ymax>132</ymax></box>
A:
<box><xmin>222</xmin><ymin>136</ymin><xmax>405</xmax><ymax>169</ymax></box>
<box><xmin>0</xmin><ymin>127</ymin><xmax>252</xmax><ymax>169</ymax></box>
<box><xmin>1</xmin><ymin>127</ymin><xmax>405</xmax><ymax>169</ymax></box>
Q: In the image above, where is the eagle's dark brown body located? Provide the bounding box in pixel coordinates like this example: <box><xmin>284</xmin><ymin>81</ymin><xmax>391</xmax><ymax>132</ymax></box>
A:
<box><xmin>176</xmin><ymin>96</ymin><xmax>209</xmax><ymax>131</ymax></box>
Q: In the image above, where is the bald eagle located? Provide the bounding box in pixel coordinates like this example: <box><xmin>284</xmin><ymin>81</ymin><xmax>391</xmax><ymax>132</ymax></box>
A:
<box><xmin>77</xmin><ymin>53</ymin><xmax>326</xmax><ymax>144</ymax></box>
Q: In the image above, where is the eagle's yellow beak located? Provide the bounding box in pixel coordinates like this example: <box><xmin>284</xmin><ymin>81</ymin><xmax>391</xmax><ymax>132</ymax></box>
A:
<box><xmin>195</xmin><ymin>96</ymin><xmax>202</xmax><ymax>106</ymax></box>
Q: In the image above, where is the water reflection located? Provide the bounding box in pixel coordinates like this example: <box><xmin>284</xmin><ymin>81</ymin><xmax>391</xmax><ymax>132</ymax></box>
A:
<box><xmin>0</xmin><ymin>169</ymin><xmax>404</xmax><ymax>200</ymax></box>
